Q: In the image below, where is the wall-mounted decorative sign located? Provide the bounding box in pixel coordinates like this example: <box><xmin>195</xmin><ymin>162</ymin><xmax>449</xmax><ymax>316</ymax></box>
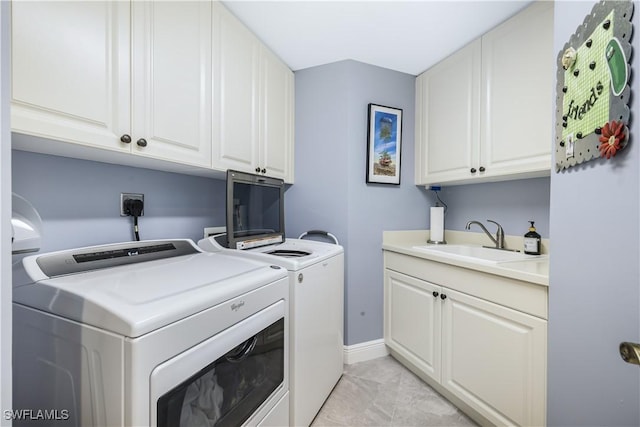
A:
<box><xmin>366</xmin><ymin>103</ymin><xmax>403</xmax><ymax>184</ymax></box>
<box><xmin>555</xmin><ymin>0</ymin><xmax>633</xmax><ymax>171</ymax></box>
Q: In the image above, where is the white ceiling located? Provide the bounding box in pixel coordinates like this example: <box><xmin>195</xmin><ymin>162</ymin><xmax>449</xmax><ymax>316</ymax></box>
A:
<box><xmin>221</xmin><ymin>0</ymin><xmax>535</xmax><ymax>76</ymax></box>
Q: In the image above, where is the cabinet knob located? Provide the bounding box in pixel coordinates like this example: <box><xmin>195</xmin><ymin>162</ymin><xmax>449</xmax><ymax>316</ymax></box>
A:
<box><xmin>440</xmin><ymin>294</ymin><xmax>447</xmax><ymax>300</ymax></box>
<box><xmin>261</xmin><ymin>168</ymin><xmax>266</xmax><ymax>174</ymax></box>
<box><xmin>470</xmin><ymin>168</ymin><xmax>477</xmax><ymax>174</ymax></box>
<box><xmin>136</xmin><ymin>138</ymin><xmax>147</xmax><ymax>147</ymax></box>
<box><xmin>432</xmin><ymin>291</ymin><xmax>439</xmax><ymax>298</ymax></box>
<box><xmin>255</xmin><ymin>167</ymin><xmax>261</xmax><ymax>173</ymax></box>
<box><xmin>479</xmin><ymin>166</ymin><xmax>486</xmax><ymax>172</ymax></box>
<box><xmin>120</xmin><ymin>134</ymin><xmax>132</xmax><ymax>144</ymax></box>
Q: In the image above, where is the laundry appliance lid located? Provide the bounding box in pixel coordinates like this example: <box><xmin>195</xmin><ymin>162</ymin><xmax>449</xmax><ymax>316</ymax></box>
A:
<box><xmin>14</xmin><ymin>240</ymin><xmax>287</xmax><ymax>338</ymax></box>
<box><xmin>200</xmin><ymin>237</ymin><xmax>344</xmax><ymax>271</ymax></box>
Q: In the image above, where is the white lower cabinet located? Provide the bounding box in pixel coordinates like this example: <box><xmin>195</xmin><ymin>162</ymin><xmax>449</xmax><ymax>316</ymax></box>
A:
<box><xmin>384</xmin><ymin>255</ymin><xmax>547</xmax><ymax>426</ymax></box>
<box><xmin>385</xmin><ymin>270</ymin><xmax>441</xmax><ymax>382</ymax></box>
<box><xmin>442</xmin><ymin>288</ymin><xmax>546</xmax><ymax>427</ymax></box>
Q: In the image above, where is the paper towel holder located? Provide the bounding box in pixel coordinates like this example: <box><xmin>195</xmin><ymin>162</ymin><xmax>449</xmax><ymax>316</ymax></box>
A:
<box><xmin>428</xmin><ymin>187</ymin><xmax>447</xmax><ymax>244</ymax></box>
<box><xmin>427</xmin><ymin>238</ymin><xmax>447</xmax><ymax>244</ymax></box>
<box><xmin>427</xmin><ymin>206</ymin><xmax>446</xmax><ymax>245</ymax></box>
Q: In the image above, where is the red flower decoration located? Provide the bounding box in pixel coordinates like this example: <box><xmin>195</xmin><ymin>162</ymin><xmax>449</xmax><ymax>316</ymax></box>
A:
<box><xmin>599</xmin><ymin>120</ymin><xmax>626</xmax><ymax>159</ymax></box>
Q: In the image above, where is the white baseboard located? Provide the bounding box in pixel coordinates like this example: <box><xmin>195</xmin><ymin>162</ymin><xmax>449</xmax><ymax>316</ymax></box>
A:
<box><xmin>343</xmin><ymin>339</ymin><xmax>389</xmax><ymax>365</ymax></box>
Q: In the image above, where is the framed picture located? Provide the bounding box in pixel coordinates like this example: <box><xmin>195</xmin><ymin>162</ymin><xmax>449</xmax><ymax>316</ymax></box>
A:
<box><xmin>366</xmin><ymin>103</ymin><xmax>403</xmax><ymax>185</ymax></box>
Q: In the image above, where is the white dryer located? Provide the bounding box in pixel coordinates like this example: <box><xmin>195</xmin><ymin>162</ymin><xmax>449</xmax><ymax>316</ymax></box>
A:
<box><xmin>13</xmin><ymin>239</ymin><xmax>290</xmax><ymax>427</ymax></box>
<box><xmin>199</xmin><ymin>236</ymin><xmax>344</xmax><ymax>427</ymax></box>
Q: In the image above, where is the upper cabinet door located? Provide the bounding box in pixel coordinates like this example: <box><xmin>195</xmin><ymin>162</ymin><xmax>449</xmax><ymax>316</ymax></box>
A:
<box><xmin>480</xmin><ymin>1</ymin><xmax>553</xmax><ymax>177</ymax></box>
<box><xmin>260</xmin><ymin>47</ymin><xmax>294</xmax><ymax>183</ymax></box>
<box><xmin>212</xmin><ymin>3</ymin><xmax>260</xmax><ymax>174</ymax></box>
<box><xmin>131</xmin><ymin>1</ymin><xmax>212</xmax><ymax>167</ymax></box>
<box><xmin>11</xmin><ymin>1</ymin><xmax>130</xmax><ymax>150</ymax></box>
<box><xmin>415</xmin><ymin>40</ymin><xmax>481</xmax><ymax>185</ymax></box>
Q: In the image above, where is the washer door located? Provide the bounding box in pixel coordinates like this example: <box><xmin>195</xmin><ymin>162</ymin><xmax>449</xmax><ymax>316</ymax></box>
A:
<box><xmin>150</xmin><ymin>300</ymin><xmax>286</xmax><ymax>426</ymax></box>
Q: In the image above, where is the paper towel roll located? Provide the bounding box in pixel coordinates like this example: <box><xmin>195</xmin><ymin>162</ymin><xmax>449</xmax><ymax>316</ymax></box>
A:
<box><xmin>429</xmin><ymin>207</ymin><xmax>445</xmax><ymax>243</ymax></box>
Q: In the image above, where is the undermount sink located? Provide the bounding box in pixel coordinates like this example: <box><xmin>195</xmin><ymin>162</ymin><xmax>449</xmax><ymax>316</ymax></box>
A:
<box><xmin>412</xmin><ymin>244</ymin><xmax>546</xmax><ymax>264</ymax></box>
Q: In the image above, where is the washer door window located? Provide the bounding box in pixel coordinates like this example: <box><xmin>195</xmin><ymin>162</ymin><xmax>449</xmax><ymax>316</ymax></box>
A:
<box><xmin>151</xmin><ymin>301</ymin><xmax>286</xmax><ymax>427</ymax></box>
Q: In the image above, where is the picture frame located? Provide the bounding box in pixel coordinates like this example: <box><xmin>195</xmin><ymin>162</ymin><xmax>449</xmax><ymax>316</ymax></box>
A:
<box><xmin>366</xmin><ymin>103</ymin><xmax>403</xmax><ymax>185</ymax></box>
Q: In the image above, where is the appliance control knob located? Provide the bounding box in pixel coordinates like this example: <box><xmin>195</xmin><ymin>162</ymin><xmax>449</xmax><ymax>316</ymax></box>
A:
<box><xmin>297</xmin><ymin>273</ymin><xmax>303</xmax><ymax>283</ymax></box>
<box><xmin>137</xmin><ymin>138</ymin><xmax>148</xmax><ymax>147</ymax></box>
<box><xmin>255</xmin><ymin>167</ymin><xmax>261</xmax><ymax>173</ymax></box>
<box><xmin>261</xmin><ymin>168</ymin><xmax>266</xmax><ymax>174</ymax></box>
<box><xmin>120</xmin><ymin>134</ymin><xmax>132</xmax><ymax>144</ymax></box>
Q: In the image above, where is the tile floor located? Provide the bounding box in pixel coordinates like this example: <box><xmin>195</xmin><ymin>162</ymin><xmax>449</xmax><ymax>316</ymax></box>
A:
<box><xmin>311</xmin><ymin>356</ymin><xmax>477</xmax><ymax>427</ymax></box>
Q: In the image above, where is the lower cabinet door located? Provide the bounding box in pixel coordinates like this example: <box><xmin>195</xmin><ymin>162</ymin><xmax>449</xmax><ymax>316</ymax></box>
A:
<box><xmin>384</xmin><ymin>270</ymin><xmax>441</xmax><ymax>382</ymax></box>
<box><xmin>441</xmin><ymin>288</ymin><xmax>547</xmax><ymax>426</ymax></box>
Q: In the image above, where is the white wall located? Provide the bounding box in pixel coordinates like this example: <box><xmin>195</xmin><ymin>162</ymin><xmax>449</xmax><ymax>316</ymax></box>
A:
<box><xmin>548</xmin><ymin>1</ymin><xmax>640</xmax><ymax>425</ymax></box>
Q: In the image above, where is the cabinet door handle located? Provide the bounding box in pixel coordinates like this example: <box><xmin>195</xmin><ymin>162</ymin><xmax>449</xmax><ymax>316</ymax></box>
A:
<box><xmin>470</xmin><ymin>168</ymin><xmax>477</xmax><ymax>174</ymax></box>
<box><xmin>120</xmin><ymin>134</ymin><xmax>132</xmax><ymax>144</ymax></box>
<box><xmin>432</xmin><ymin>291</ymin><xmax>439</xmax><ymax>298</ymax></box>
<box><xmin>479</xmin><ymin>166</ymin><xmax>486</xmax><ymax>172</ymax></box>
<box><xmin>255</xmin><ymin>167</ymin><xmax>261</xmax><ymax>173</ymax></box>
<box><xmin>136</xmin><ymin>138</ymin><xmax>147</xmax><ymax>147</ymax></box>
<box><xmin>440</xmin><ymin>294</ymin><xmax>447</xmax><ymax>300</ymax></box>
<box><xmin>261</xmin><ymin>168</ymin><xmax>266</xmax><ymax>174</ymax></box>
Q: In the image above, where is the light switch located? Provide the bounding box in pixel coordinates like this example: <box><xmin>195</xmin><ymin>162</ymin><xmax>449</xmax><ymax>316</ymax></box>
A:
<box><xmin>566</xmin><ymin>134</ymin><xmax>575</xmax><ymax>159</ymax></box>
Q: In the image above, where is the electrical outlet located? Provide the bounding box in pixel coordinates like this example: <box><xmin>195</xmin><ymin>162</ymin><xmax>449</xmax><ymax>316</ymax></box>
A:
<box><xmin>121</xmin><ymin>193</ymin><xmax>144</xmax><ymax>216</ymax></box>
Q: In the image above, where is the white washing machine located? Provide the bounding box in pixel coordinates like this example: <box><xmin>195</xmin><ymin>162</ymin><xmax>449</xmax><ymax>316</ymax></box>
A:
<box><xmin>12</xmin><ymin>239</ymin><xmax>290</xmax><ymax>427</ymax></box>
<box><xmin>199</xmin><ymin>235</ymin><xmax>344</xmax><ymax>427</ymax></box>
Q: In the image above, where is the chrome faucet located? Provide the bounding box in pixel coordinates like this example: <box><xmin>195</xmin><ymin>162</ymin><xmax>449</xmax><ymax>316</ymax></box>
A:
<box><xmin>465</xmin><ymin>220</ymin><xmax>505</xmax><ymax>249</ymax></box>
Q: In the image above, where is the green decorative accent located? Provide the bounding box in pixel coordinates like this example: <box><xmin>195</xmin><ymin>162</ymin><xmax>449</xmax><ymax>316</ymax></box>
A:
<box><xmin>561</xmin><ymin>10</ymin><xmax>613</xmax><ymax>144</ymax></box>
<box><xmin>606</xmin><ymin>37</ymin><xmax>627</xmax><ymax>95</ymax></box>
<box><xmin>555</xmin><ymin>0</ymin><xmax>633</xmax><ymax>171</ymax></box>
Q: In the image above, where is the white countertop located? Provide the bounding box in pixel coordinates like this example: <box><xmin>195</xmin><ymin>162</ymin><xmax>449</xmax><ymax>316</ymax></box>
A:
<box><xmin>382</xmin><ymin>230</ymin><xmax>549</xmax><ymax>287</ymax></box>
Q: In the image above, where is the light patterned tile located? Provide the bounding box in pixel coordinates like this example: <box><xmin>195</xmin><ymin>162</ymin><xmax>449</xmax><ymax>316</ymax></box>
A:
<box><xmin>345</xmin><ymin>355</ymin><xmax>406</xmax><ymax>386</ymax></box>
<box><xmin>312</xmin><ymin>356</ymin><xmax>478</xmax><ymax>427</ymax></box>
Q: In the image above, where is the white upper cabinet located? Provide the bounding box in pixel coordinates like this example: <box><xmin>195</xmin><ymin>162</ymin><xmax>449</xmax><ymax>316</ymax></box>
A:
<box><xmin>130</xmin><ymin>1</ymin><xmax>212</xmax><ymax>167</ymax></box>
<box><xmin>211</xmin><ymin>3</ymin><xmax>259</xmax><ymax>175</ymax></box>
<box><xmin>11</xmin><ymin>1</ymin><xmax>131</xmax><ymax>151</ymax></box>
<box><xmin>415</xmin><ymin>40</ymin><xmax>481</xmax><ymax>184</ymax></box>
<box><xmin>212</xmin><ymin>3</ymin><xmax>294</xmax><ymax>183</ymax></box>
<box><xmin>480</xmin><ymin>1</ymin><xmax>553</xmax><ymax>178</ymax></box>
<box><xmin>12</xmin><ymin>1</ymin><xmax>294</xmax><ymax>180</ymax></box>
<box><xmin>415</xmin><ymin>1</ymin><xmax>553</xmax><ymax>186</ymax></box>
<box><xmin>12</xmin><ymin>0</ymin><xmax>212</xmax><ymax>168</ymax></box>
<box><xmin>260</xmin><ymin>47</ymin><xmax>295</xmax><ymax>183</ymax></box>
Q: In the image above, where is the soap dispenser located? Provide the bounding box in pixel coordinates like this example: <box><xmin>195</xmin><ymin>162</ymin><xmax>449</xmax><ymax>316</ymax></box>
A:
<box><xmin>524</xmin><ymin>221</ymin><xmax>541</xmax><ymax>255</ymax></box>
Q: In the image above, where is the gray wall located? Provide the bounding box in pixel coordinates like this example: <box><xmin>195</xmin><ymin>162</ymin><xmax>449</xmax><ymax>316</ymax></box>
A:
<box><xmin>12</xmin><ymin>150</ymin><xmax>226</xmax><ymax>253</ymax></box>
<box><xmin>432</xmin><ymin>177</ymin><xmax>550</xmax><ymax>238</ymax></box>
<box><xmin>548</xmin><ymin>1</ymin><xmax>640</xmax><ymax>426</ymax></box>
<box><xmin>286</xmin><ymin>60</ymin><xmax>431</xmax><ymax>345</ymax></box>
<box><xmin>287</xmin><ymin>60</ymin><xmax>551</xmax><ymax>346</ymax></box>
